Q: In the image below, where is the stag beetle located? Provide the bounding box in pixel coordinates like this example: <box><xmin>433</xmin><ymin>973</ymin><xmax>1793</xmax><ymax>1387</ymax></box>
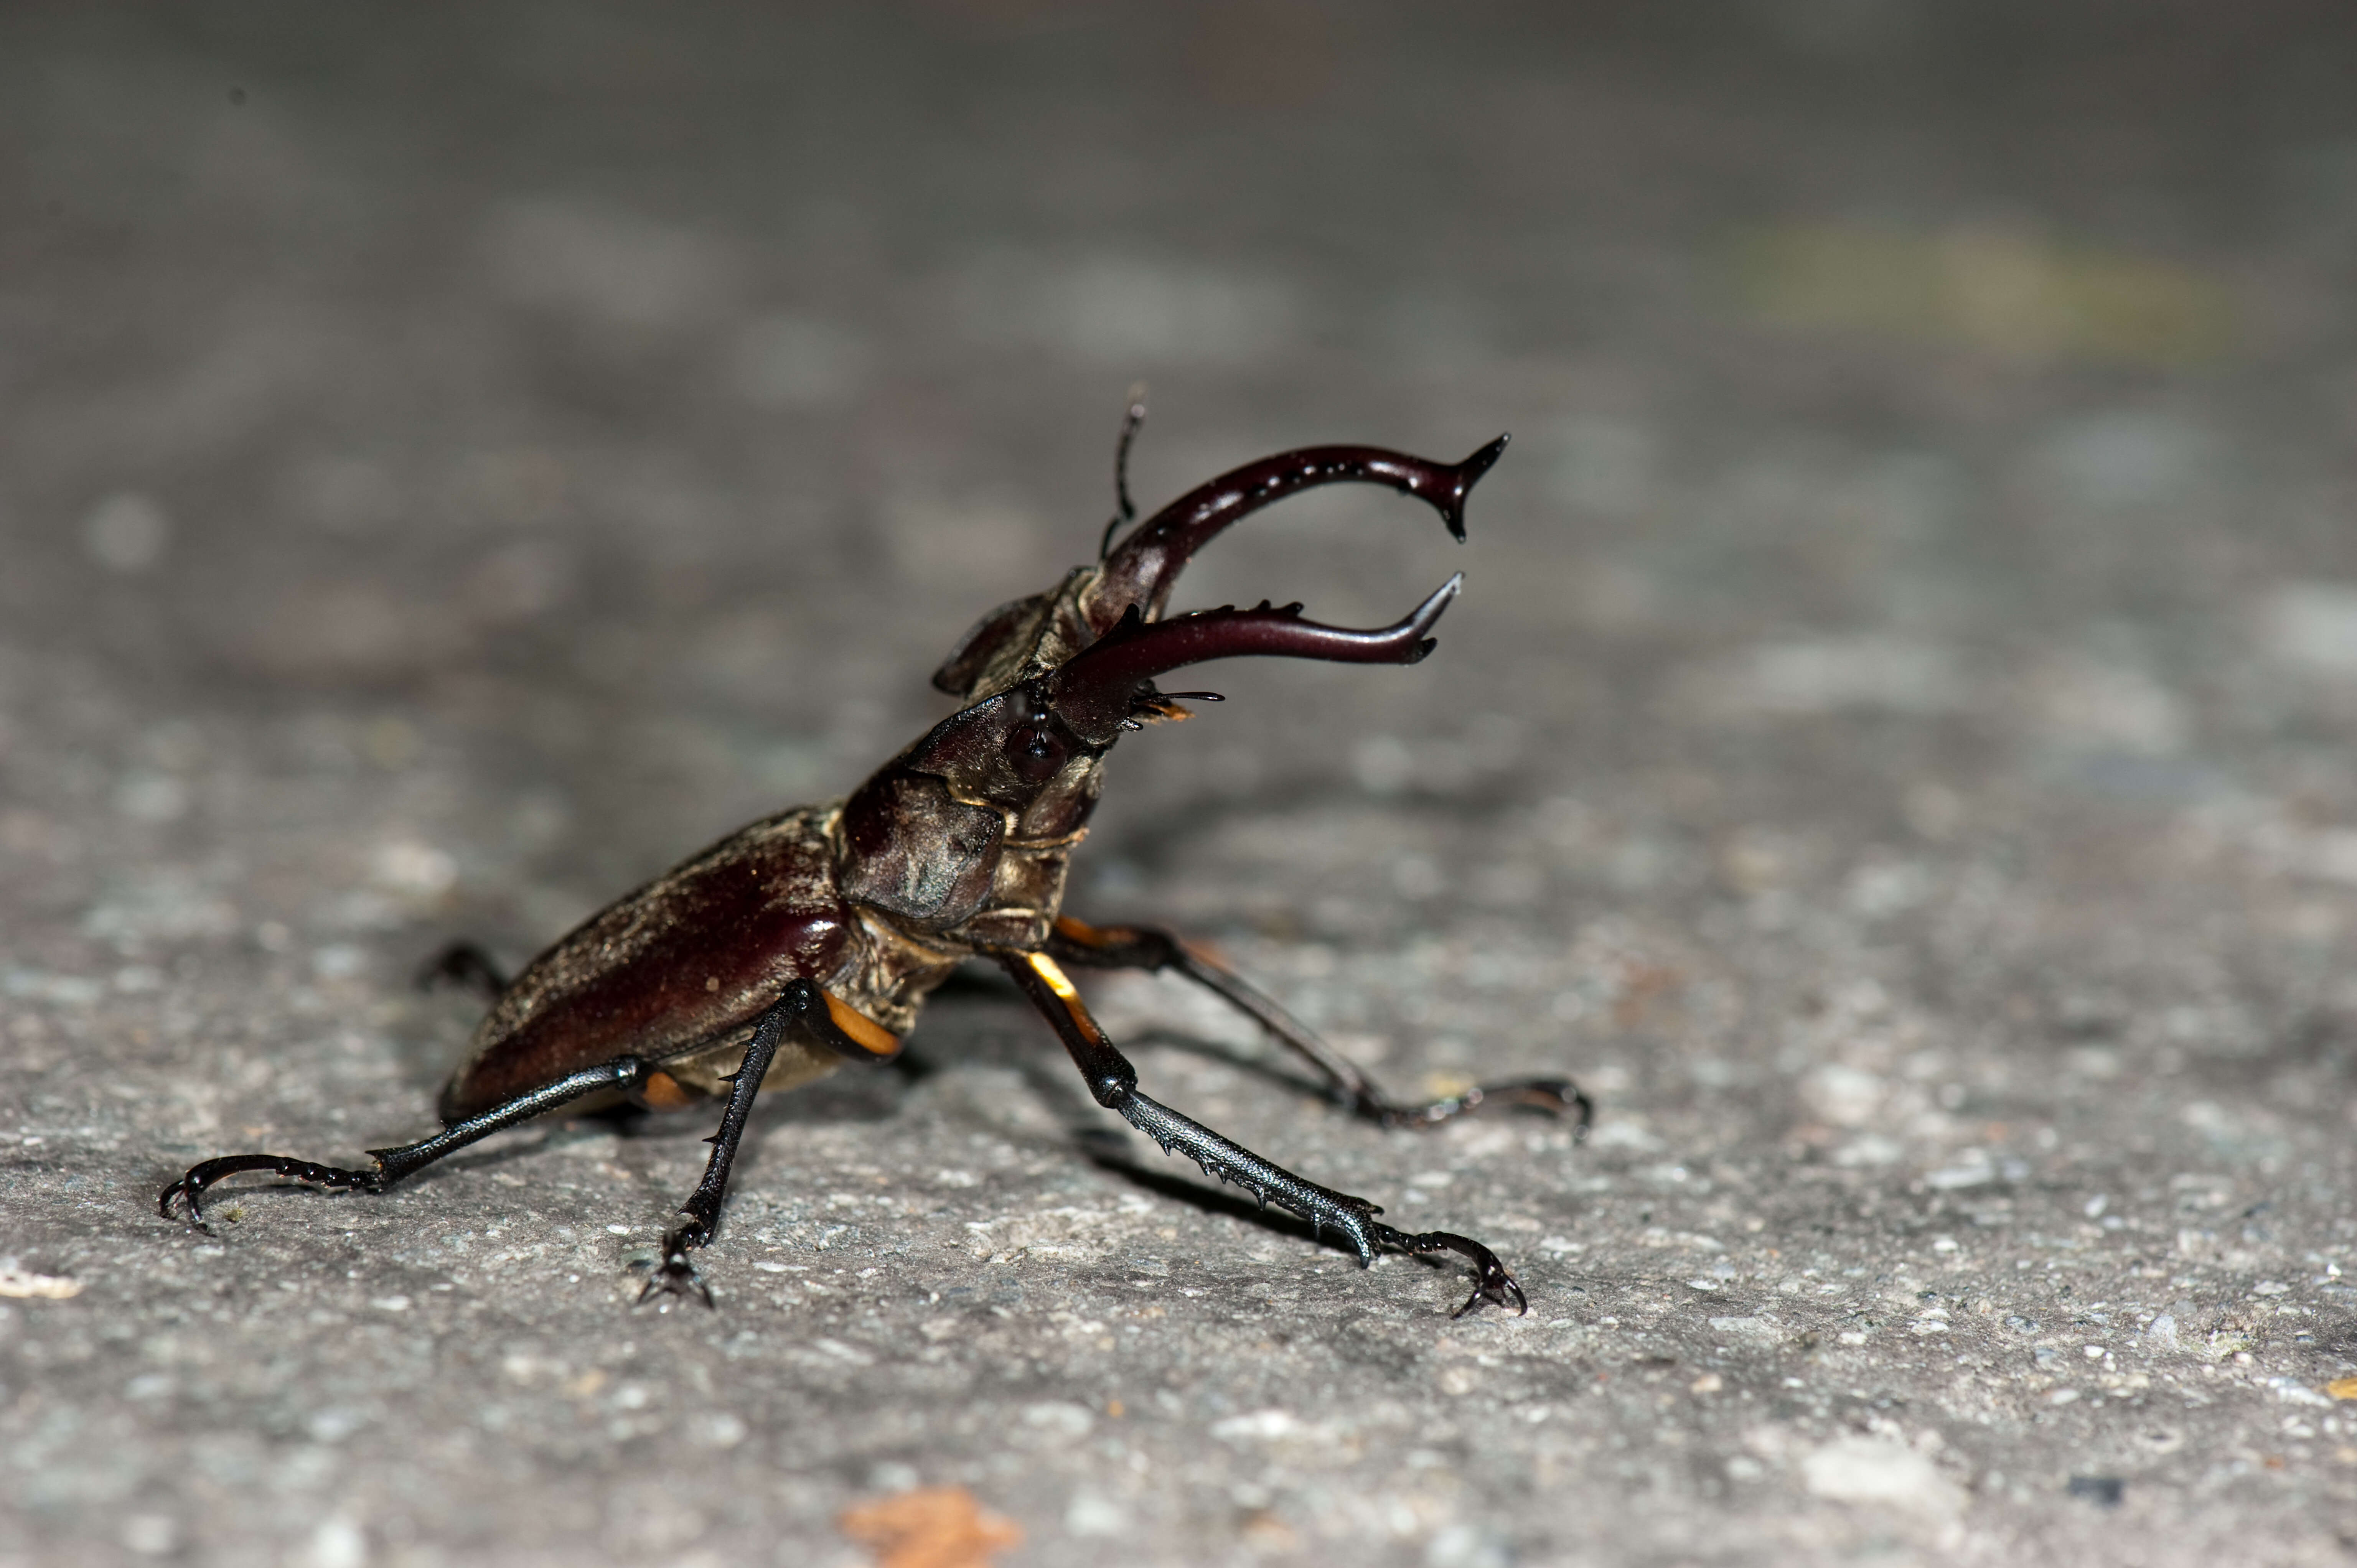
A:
<box><xmin>161</xmin><ymin>402</ymin><xmax>1588</xmax><ymax>1317</ymax></box>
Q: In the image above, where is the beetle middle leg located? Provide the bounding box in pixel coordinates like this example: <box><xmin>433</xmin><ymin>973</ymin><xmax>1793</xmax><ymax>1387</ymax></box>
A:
<box><xmin>999</xmin><ymin>949</ymin><xmax>1528</xmax><ymax>1316</ymax></box>
<box><xmin>1046</xmin><ymin>917</ymin><xmax>1592</xmax><ymax>1133</ymax></box>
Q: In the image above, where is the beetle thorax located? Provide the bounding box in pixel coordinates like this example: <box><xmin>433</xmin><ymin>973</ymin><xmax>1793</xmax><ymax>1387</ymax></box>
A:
<box><xmin>832</xmin><ymin>734</ymin><xmax>1104</xmax><ymax>956</ymax></box>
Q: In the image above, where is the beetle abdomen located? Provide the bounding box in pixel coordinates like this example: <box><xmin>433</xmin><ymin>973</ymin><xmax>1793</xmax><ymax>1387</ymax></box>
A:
<box><xmin>438</xmin><ymin>807</ymin><xmax>855</xmax><ymax>1120</ymax></box>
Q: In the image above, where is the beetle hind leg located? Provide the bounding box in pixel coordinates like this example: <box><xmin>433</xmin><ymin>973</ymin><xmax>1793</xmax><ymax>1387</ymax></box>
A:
<box><xmin>1002</xmin><ymin>949</ymin><xmax>1532</xmax><ymax>1316</ymax></box>
<box><xmin>159</xmin><ymin>1154</ymin><xmax>383</xmax><ymax>1224</ymax></box>
<box><xmin>1047</xmin><ymin>917</ymin><xmax>1592</xmax><ymax>1136</ymax></box>
<box><xmin>158</xmin><ymin>1054</ymin><xmax>661</xmax><ymax>1228</ymax></box>
<box><xmin>415</xmin><ymin>939</ymin><xmax>510</xmax><ymax>1001</ymax></box>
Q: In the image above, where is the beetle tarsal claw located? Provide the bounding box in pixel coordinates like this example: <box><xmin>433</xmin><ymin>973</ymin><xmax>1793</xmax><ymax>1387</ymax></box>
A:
<box><xmin>636</xmin><ymin>1227</ymin><xmax>718</xmax><ymax>1309</ymax></box>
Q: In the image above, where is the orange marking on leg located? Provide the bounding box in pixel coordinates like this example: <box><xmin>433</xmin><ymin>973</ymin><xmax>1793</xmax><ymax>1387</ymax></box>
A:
<box><xmin>1181</xmin><ymin>939</ymin><xmax>1226</xmax><ymax>966</ymax></box>
<box><xmin>1052</xmin><ymin>915</ymin><xmax>1109</xmax><ymax>946</ymax></box>
<box><xmin>822</xmin><ymin>991</ymin><xmax>902</xmax><ymax>1058</ymax></box>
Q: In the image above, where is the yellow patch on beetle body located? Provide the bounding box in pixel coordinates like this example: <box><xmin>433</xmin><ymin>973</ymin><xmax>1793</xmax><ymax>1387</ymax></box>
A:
<box><xmin>640</xmin><ymin>1071</ymin><xmax>695</xmax><ymax>1110</ymax></box>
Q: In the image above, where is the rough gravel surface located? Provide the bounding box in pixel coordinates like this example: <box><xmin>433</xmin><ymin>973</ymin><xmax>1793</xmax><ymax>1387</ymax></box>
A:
<box><xmin>5</xmin><ymin>5</ymin><xmax>2357</xmax><ymax>1566</ymax></box>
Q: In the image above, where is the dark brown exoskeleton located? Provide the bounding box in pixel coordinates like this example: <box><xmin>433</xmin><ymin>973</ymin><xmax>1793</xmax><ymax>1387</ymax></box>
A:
<box><xmin>160</xmin><ymin>404</ymin><xmax>1588</xmax><ymax>1316</ymax></box>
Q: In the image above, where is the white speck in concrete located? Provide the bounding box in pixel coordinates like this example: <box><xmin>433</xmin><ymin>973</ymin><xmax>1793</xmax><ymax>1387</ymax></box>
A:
<box><xmin>1709</xmin><ymin>1316</ymin><xmax>1778</xmax><ymax>1339</ymax></box>
<box><xmin>1211</xmin><ymin>1408</ymin><xmax>1301</xmax><ymax>1443</ymax></box>
<box><xmin>1426</xmin><ymin>1522</ymin><xmax>1512</xmax><ymax>1568</ymax></box>
<box><xmin>84</xmin><ymin>492</ymin><xmax>172</xmax><ymax>572</ymax></box>
<box><xmin>1801</xmin><ymin>1064</ymin><xmax>1886</xmax><ymax>1128</ymax></box>
<box><xmin>1022</xmin><ymin>1402</ymin><xmax>1095</xmax><ymax>1441</ymax></box>
<box><xmin>371</xmin><ymin>840</ymin><xmax>457</xmax><ymax>900</ymax></box>
<box><xmin>1801</xmin><ymin>1436</ymin><xmax>1966</xmax><ymax>1519</ymax></box>
<box><xmin>688</xmin><ymin>1411</ymin><xmax>748</xmax><ymax>1449</ymax></box>
<box><xmin>121</xmin><ymin>1515</ymin><xmax>178</xmax><ymax>1556</ymax></box>
<box><xmin>296</xmin><ymin>1514</ymin><xmax>368</xmax><ymax>1568</ymax></box>
<box><xmin>1065</xmin><ymin>1489</ymin><xmax>1127</xmax><ymax>1537</ymax></box>
<box><xmin>2259</xmin><ymin>583</ymin><xmax>2357</xmax><ymax>675</ymax></box>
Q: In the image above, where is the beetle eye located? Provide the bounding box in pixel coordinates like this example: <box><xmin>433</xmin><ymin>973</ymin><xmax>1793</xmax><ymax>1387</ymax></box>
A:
<box><xmin>1004</xmin><ymin>722</ymin><xmax>1068</xmax><ymax>783</ymax></box>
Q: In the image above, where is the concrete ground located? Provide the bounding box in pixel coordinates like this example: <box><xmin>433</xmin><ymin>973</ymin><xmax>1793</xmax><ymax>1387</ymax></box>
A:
<box><xmin>5</xmin><ymin>4</ymin><xmax>2357</xmax><ymax>1564</ymax></box>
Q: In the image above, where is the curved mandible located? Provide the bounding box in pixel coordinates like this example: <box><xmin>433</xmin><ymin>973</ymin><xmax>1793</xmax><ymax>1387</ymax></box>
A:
<box><xmin>1049</xmin><ymin>575</ymin><xmax>1461</xmax><ymax>744</ymax></box>
<box><xmin>1087</xmin><ymin>435</ymin><xmax>1507</xmax><ymax>633</ymax></box>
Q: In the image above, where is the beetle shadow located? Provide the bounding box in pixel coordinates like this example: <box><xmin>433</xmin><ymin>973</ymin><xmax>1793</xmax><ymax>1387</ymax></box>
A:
<box><xmin>907</xmin><ymin>957</ymin><xmax>1353</xmax><ymax>1102</ymax></box>
<box><xmin>1062</xmin><ymin>1108</ymin><xmax>1465</xmax><ymax>1288</ymax></box>
<box><xmin>1086</xmin><ymin>768</ymin><xmax>1533</xmax><ymax>883</ymax></box>
<box><xmin>1119</xmin><ymin>1025</ymin><xmax>1338</xmax><ymax>1102</ymax></box>
<box><xmin>904</xmin><ymin>980</ymin><xmax>1461</xmax><ymax>1272</ymax></box>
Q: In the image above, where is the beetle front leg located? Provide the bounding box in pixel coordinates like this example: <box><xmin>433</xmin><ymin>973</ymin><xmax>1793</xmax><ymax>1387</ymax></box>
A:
<box><xmin>639</xmin><ymin>979</ymin><xmax>902</xmax><ymax>1308</ymax></box>
<box><xmin>999</xmin><ymin>949</ymin><xmax>1528</xmax><ymax>1317</ymax></box>
<box><xmin>1047</xmin><ymin>917</ymin><xmax>1591</xmax><ymax>1134</ymax></box>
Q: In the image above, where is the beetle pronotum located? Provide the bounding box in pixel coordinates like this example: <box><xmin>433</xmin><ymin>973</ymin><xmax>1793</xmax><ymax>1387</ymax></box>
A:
<box><xmin>162</xmin><ymin>402</ymin><xmax>1587</xmax><ymax>1316</ymax></box>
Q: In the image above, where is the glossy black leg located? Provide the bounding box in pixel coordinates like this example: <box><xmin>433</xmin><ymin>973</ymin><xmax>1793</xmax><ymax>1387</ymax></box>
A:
<box><xmin>638</xmin><ymin>978</ymin><xmax>897</xmax><ymax>1306</ymax></box>
<box><xmin>638</xmin><ymin>1003</ymin><xmax>785</xmax><ymax>1306</ymax></box>
<box><xmin>999</xmin><ymin>949</ymin><xmax>1527</xmax><ymax>1317</ymax></box>
<box><xmin>1046</xmin><ymin>917</ymin><xmax>1591</xmax><ymax>1135</ymax></box>
<box><xmin>158</xmin><ymin>1054</ymin><xmax>658</xmax><ymax>1223</ymax></box>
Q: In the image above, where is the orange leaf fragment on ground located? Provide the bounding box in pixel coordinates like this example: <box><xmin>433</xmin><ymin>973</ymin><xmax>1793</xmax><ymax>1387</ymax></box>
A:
<box><xmin>839</xmin><ymin>1486</ymin><xmax>1022</xmax><ymax>1568</ymax></box>
<box><xmin>2326</xmin><ymin>1376</ymin><xmax>2357</xmax><ymax>1401</ymax></box>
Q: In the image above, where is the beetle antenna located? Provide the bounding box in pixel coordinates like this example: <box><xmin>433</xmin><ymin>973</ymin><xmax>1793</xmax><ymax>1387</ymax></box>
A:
<box><xmin>1097</xmin><ymin>383</ymin><xmax>1150</xmax><ymax>561</ymax></box>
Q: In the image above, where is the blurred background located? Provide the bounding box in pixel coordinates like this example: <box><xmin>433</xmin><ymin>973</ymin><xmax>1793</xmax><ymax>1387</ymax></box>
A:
<box><xmin>6</xmin><ymin>4</ymin><xmax>2357</xmax><ymax>1565</ymax></box>
<box><xmin>10</xmin><ymin>0</ymin><xmax>2352</xmax><ymax>940</ymax></box>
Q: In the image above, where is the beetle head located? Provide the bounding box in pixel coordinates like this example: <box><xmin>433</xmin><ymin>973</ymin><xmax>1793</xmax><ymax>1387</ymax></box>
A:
<box><xmin>840</xmin><ymin>575</ymin><xmax>1464</xmax><ymax>935</ymax></box>
<box><xmin>843</xmin><ymin>427</ymin><xmax>1504</xmax><ymax>938</ymax></box>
